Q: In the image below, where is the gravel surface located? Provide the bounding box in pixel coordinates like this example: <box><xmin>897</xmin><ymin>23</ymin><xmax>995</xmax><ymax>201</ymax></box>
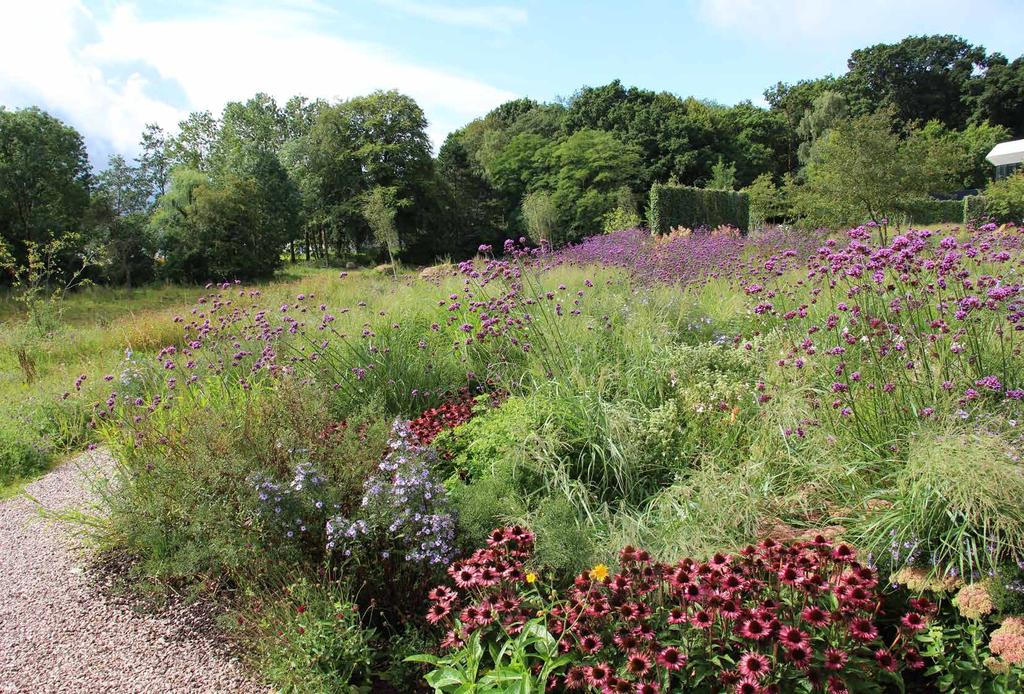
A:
<box><xmin>0</xmin><ymin>450</ymin><xmax>265</xmax><ymax>693</ymax></box>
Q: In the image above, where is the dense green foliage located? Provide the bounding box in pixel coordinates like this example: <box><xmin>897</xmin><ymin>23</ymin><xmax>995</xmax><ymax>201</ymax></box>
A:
<box><xmin>647</xmin><ymin>183</ymin><xmax>749</xmax><ymax>233</ymax></box>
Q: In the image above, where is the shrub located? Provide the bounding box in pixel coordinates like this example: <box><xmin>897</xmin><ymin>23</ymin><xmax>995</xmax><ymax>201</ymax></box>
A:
<box><xmin>326</xmin><ymin>419</ymin><xmax>457</xmax><ymax>623</ymax></box>
<box><xmin>647</xmin><ymin>183</ymin><xmax>749</xmax><ymax>235</ymax></box>
<box><xmin>963</xmin><ymin>194</ymin><xmax>990</xmax><ymax>225</ymax></box>
<box><xmin>899</xmin><ymin>198</ymin><xmax>964</xmax><ymax>225</ymax></box>
<box><xmin>0</xmin><ymin>417</ymin><xmax>49</xmax><ymax>487</ymax></box>
<box><xmin>249</xmin><ymin>578</ymin><xmax>375</xmax><ymax>692</ymax></box>
<box><xmin>984</xmin><ymin>172</ymin><xmax>1024</xmax><ymax>223</ymax></box>
<box><xmin>416</xmin><ymin>529</ymin><xmax>918</xmax><ymax>692</ymax></box>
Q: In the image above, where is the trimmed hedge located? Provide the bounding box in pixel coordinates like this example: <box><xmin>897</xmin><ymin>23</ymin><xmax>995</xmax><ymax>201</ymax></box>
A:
<box><xmin>648</xmin><ymin>184</ymin><xmax>749</xmax><ymax>234</ymax></box>
<box><xmin>901</xmin><ymin>199</ymin><xmax>963</xmax><ymax>225</ymax></box>
<box><xmin>963</xmin><ymin>195</ymin><xmax>990</xmax><ymax>225</ymax></box>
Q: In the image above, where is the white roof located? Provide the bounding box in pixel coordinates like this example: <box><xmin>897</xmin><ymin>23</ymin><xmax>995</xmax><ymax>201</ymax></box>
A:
<box><xmin>987</xmin><ymin>139</ymin><xmax>1024</xmax><ymax>166</ymax></box>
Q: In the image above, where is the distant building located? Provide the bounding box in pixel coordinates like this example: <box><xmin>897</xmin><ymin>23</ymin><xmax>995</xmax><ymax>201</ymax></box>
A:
<box><xmin>987</xmin><ymin>139</ymin><xmax>1024</xmax><ymax>179</ymax></box>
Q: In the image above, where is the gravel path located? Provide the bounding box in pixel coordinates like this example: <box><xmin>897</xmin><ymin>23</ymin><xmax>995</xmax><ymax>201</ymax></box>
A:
<box><xmin>0</xmin><ymin>450</ymin><xmax>265</xmax><ymax>693</ymax></box>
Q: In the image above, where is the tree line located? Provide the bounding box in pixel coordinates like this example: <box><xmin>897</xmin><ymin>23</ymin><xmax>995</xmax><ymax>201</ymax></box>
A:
<box><xmin>1</xmin><ymin>33</ymin><xmax>1022</xmax><ymax>285</ymax></box>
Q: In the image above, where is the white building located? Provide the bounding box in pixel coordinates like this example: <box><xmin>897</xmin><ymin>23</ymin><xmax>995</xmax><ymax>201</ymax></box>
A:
<box><xmin>986</xmin><ymin>139</ymin><xmax>1024</xmax><ymax>179</ymax></box>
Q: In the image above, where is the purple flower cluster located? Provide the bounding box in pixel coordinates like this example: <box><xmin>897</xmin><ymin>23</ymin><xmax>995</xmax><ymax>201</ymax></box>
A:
<box><xmin>251</xmin><ymin>461</ymin><xmax>330</xmax><ymax>542</ymax></box>
<box><xmin>326</xmin><ymin>419</ymin><xmax>456</xmax><ymax>566</ymax></box>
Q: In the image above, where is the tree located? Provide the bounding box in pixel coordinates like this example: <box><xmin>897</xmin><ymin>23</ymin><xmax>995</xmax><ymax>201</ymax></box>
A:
<box><xmin>844</xmin><ymin>35</ymin><xmax>987</xmax><ymax>129</ymax></box>
<box><xmin>983</xmin><ymin>172</ymin><xmax>1024</xmax><ymax>223</ymax></box>
<box><xmin>708</xmin><ymin>157</ymin><xmax>737</xmax><ymax>190</ymax></box>
<box><xmin>362</xmin><ymin>186</ymin><xmax>402</xmax><ymax>273</ymax></box>
<box><xmin>137</xmin><ymin>123</ymin><xmax>171</xmax><ymax>202</ymax></box>
<box><xmin>91</xmin><ymin>155</ymin><xmax>154</xmax><ymax>286</ymax></box>
<box><xmin>976</xmin><ymin>55</ymin><xmax>1024</xmax><ymax>136</ymax></box>
<box><xmin>912</xmin><ymin>120</ymin><xmax>1011</xmax><ymax>190</ymax></box>
<box><xmin>150</xmin><ymin>156</ymin><xmax>299</xmax><ymax>282</ymax></box>
<box><xmin>0</xmin><ymin>107</ymin><xmax>90</xmax><ymax>272</ymax></box>
<box><xmin>764</xmin><ymin>77</ymin><xmax>841</xmax><ymax>170</ymax></box>
<box><xmin>435</xmin><ymin>135</ymin><xmax>505</xmax><ymax>257</ymax></box>
<box><xmin>796</xmin><ymin>109</ymin><xmax>956</xmax><ymax>227</ymax></box>
<box><xmin>550</xmin><ymin>129</ymin><xmax>641</xmax><ymax>242</ymax></box>
<box><xmin>796</xmin><ymin>91</ymin><xmax>848</xmax><ymax>166</ymax></box>
<box><xmin>169</xmin><ymin>111</ymin><xmax>219</xmax><ymax>171</ymax></box>
<box><xmin>745</xmin><ymin>173</ymin><xmax>789</xmax><ymax>227</ymax></box>
<box><xmin>521</xmin><ymin>191</ymin><xmax>558</xmax><ymax>245</ymax></box>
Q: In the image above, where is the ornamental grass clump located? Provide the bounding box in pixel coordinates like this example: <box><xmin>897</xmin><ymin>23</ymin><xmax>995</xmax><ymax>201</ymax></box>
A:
<box><xmin>416</xmin><ymin>528</ymin><xmax>921</xmax><ymax>692</ymax></box>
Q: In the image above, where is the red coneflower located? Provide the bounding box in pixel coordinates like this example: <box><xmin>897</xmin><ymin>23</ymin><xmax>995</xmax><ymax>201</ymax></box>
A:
<box><xmin>584</xmin><ymin>663</ymin><xmax>612</xmax><ymax>687</ymax></box>
<box><xmin>874</xmin><ymin>648</ymin><xmax>898</xmax><ymax>672</ymax></box>
<box><xmin>691</xmin><ymin>610</ymin><xmax>714</xmax><ymax>629</ymax></box>
<box><xmin>426</xmin><ymin>602</ymin><xmax>449</xmax><ymax>624</ymax></box>
<box><xmin>737</xmin><ymin>651</ymin><xmax>771</xmax><ymax>680</ymax></box>
<box><xmin>625</xmin><ymin>651</ymin><xmax>652</xmax><ymax>677</ymax></box>
<box><xmin>801</xmin><ymin>605</ymin><xmax>831</xmax><ymax>628</ymax></box>
<box><xmin>900</xmin><ymin>611</ymin><xmax>926</xmax><ymax>633</ymax></box>
<box><xmin>823</xmin><ymin>647</ymin><xmax>849</xmax><ymax>671</ymax></box>
<box><xmin>848</xmin><ymin>617</ymin><xmax>879</xmax><ymax>642</ymax></box>
<box><xmin>779</xmin><ymin>625</ymin><xmax>809</xmax><ymax>649</ymax></box>
<box><xmin>786</xmin><ymin>645</ymin><xmax>812</xmax><ymax>670</ymax></box>
<box><xmin>657</xmin><ymin>646</ymin><xmax>686</xmax><ymax>670</ymax></box>
<box><xmin>564</xmin><ymin>666</ymin><xmax>587</xmax><ymax>690</ymax></box>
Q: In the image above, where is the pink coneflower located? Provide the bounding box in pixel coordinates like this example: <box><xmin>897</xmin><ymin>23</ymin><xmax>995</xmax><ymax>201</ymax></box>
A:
<box><xmin>827</xmin><ymin>675</ymin><xmax>850</xmax><ymax>694</ymax></box>
<box><xmin>426</xmin><ymin>602</ymin><xmax>449</xmax><ymax>624</ymax></box>
<box><xmin>579</xmin><ymin>633</ymin><xmax>603</xmax><ymax>654</ymax></box>
<box><xmin>656</xmin><ymin>646</ymin><xmax>686</xmax><ymax>671</ymax></box>
<box><xmin>564</xmin><ymin>666</ymin><xmax>587</xmax><ymax>690</ymax></box>
<box><xmin>848</xmin><ymin>617</ymin><xmax>879</xmax><ymax>642</ymax></box>
<box><xmin>427</xmin><ymin>586</ymin><xmax>456</xmax><ymax>604</ymax></box>
<box><xmin>874</xmin><ymin>648</ymin><xmax>898</xmax><ymax>672</ymax></box>
<box><xmin>786</xmin><ymin>645</ymin><xmax>812</xmax><ymax>670</ymax></box>
<box><xmin>452</xmin><ymin>567</ymin><xmax>478</xmax><ymax>588</ymax></box>
<box><xmin>903</xmin><ymin>647</ymin><xmax>926</xmax><ymax>670</ymax></box>
<box><xmin>691</xmin><ymin>610</ymin><xmax>714</xmax><ymax>629</ymax></box>
<box><xmin>668</xmin><ymin>607</ymin><xmax>687</xmax><ymax>624</ymax></box>
<box><xmin>585</xmin><ymin>663</ymin><xmax>612</xmax><ymax>687</ymax></box>
<box><xmin>625</xmin><ymin>651</ymin><xmax>652</xmax><ymax>677</ymax></box>
<box><xmin>635</xmin><ymin>682</ymin><xmax>660</xmax><ymax>694</ymax></box>
<box><xmin>900</xmin><ymin>611</ymin><xmax>927</xmax><ymax>633</ymax></box>
<box><xmin>779</xmin><ymin>625</ymin><xmax>810</xmax><ymax>650</ymax></box>
<box><xmin>740</xmin><ymin>617</ymin><xmax>771</xmax><ymax>640</ymax></box>
<box><xmin>824</xmin><ymin>648</ymin><xmax>849</xmax><ymax>671</ymax></box>
<box><xmin>737</xmin><ymin>652</ymin><xmax>770</xmax><ymax>680</ymax></box>
<box><xmin>801</xmin><ymin>606</ymin><xmax>831</xmax><ymax>628</ymax></box>
<box><xmin>735</xmin><ymin>677</ymin><xmax>764</xmax><ymax>694</ymax></box>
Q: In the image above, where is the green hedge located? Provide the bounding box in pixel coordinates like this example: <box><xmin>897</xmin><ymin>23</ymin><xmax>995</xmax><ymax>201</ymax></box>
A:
<box><xmin>963</xmin><ymin>195</ymin><xmax>990</xmax><ymax>225</ymax></box>
<box><xmin>900</xmin><ymin>199</ymin><xmax>963</xmax><ymax>225</ymax></box>
<box><xmin>648</xmin><ymin>184</ymin><xmax>749</xmax><ymax>234</ymax></box>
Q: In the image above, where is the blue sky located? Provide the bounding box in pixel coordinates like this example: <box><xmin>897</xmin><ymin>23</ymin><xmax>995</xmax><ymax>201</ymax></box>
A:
<box><xmin>3</xmin><ymin>0</ymin><xmax>1023</xmax><ymax>166</ymax></box>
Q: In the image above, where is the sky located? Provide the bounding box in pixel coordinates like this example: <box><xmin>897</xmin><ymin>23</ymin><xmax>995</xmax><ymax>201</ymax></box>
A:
<box><xmin>2</xmin><ymin>0</ymin><xmax>1023</xmax><ymax>167</ymax></box>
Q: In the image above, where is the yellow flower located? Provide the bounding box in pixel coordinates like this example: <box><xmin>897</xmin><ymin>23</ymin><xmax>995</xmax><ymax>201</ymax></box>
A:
<box><xmin>525</xmin><ymin>572</ymin><xmax>537</xmax><ymax>584</ymax></box>
<box><xmin>730</xmin><ymin>406</ymin><xmax>740</xmax><ymax>424</ymax></box>
<box><xmin>591</xmin><ymin>564</ymin><xmax>609</xmax><ymax>581</ymax></box>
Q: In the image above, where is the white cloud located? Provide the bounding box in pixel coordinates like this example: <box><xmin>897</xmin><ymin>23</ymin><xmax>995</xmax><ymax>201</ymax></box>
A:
<box><xmin>375</xmin><ymin>0</ymin><xmax>527</xmax><ymax>31</ymax></box>
<box><xmin>0</xmin><ymin>1</ymin><xmax>518</xmax><ymax>160</ymax></box>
